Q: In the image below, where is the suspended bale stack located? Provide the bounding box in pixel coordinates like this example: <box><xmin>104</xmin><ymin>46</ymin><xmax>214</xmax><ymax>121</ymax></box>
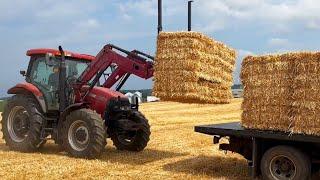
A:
<box><xmin>153</xmin><ymin>32</ymin><xmax>236</xmax><ymax>104</ymax></box>
<box><xmin>241</xmin><ymin>52</ymin><xmax>320</xmax><ymax>135</ymax></box>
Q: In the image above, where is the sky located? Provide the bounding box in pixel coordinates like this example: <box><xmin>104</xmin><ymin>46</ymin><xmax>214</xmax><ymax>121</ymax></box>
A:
<box><xmin>1</xmin><ymin>0</ymin><xmax>320</xmax><ymax>96</ymax></box>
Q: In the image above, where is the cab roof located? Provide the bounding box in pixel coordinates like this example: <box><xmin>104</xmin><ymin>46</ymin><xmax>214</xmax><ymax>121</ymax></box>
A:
<box><xmin>26</xmin><ymin>48</ymin><xmax>95</xmax><ymax>61</ymax></box>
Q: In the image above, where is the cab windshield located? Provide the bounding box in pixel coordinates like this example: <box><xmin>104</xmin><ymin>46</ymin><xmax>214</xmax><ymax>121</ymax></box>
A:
<box><xmin>28</xmin><ymin>56</ymin><xmax>89</xmax><ymax>110</ymax></box>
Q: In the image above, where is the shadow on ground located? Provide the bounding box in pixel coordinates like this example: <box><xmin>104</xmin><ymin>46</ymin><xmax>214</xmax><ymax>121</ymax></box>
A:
<box><xmin>0</xmin><ymin>142</ymin><xmax>188</xmax><ymax>165</ymax></box>
<box><xmin>163</xmin><ymin>155</ymin><xmax>249</xmax><ymax>180</ymax></box>
<box><xmin>99</xmin><ymin>148</ymin><xmax>187</xmax><ymax>165</ymax></box>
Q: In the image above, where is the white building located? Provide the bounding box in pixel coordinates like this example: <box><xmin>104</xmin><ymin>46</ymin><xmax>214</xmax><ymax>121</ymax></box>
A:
<box><xmin>147</xmin><ymin>96</ymin><xmax>160</xmax><ymax>102</ymax></box>
<box><xmin>232</xmin><ymin>89</ymin><xmax>243</xmax><ymax>98</ymax></box>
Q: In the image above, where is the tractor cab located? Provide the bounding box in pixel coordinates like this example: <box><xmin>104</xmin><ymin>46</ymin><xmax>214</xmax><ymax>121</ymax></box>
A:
<box><xmin>25</xmin><ymin>49</ymin><xmax>94</xmax><ymax>111</ymax></box>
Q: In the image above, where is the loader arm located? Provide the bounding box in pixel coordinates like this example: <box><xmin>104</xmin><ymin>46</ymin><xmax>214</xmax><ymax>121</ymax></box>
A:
<box><xmin>74</xmin><ymin>44</ymin><xmax>154</xmax><ymax>99</ymax></box>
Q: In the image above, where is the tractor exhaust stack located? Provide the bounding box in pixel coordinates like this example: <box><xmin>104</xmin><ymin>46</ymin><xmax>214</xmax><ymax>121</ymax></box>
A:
<box><xmin>58</xmin><ymin>46</ymin><xmax>67</xmax><ymax>112</ymax></box>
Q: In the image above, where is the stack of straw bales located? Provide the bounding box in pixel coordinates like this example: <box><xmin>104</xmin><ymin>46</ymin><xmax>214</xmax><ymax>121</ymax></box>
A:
<box><xmin>241</xmin><ymin>52</ymin><xmax>320</xmax><ymax>135</ymax></box>
<box><xmin>153</xmin><ymin>32</ymin><xmax>236</xmax><ymax>104</ymax></box>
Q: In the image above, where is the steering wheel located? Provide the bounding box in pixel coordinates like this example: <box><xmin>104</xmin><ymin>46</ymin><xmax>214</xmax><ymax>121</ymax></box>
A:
<box><xmin>66</xmin><ymin>75</ymin><xmax>78</xmax><ymax>86</ymax></box>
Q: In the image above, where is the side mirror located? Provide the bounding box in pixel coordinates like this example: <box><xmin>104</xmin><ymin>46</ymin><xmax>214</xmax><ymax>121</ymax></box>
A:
<box><xmin>45</xmin><ymin>53</ymin><xmax>56</xmax><ymax>66</ymax></box>
<box><xmin>20</xmin><ymin>70</ymin><xmax>26</xmax><ymax>77</ymax></box>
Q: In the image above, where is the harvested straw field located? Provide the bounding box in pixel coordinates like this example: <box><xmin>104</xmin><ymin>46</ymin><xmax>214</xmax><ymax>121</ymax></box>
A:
<box><xmin>0</xmin><ymin>99</ymin><xmax>249</xmax><ymax>179</ymax></box>
<box><xmin>241</xmin><ymin>52</ymin><xmax>320</xmax><ymax>135</ymax></box>
<box><xmin>153</xmin><ymin>32</ymin><xmax>236</xmax><ymax>104</ymax></box>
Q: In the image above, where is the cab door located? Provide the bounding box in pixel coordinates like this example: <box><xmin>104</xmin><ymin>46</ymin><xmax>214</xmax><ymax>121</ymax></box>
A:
<box><xmin>27</xmin><ymin>56</ymin><xmax>59</xmax><ymax>111</ymax></box>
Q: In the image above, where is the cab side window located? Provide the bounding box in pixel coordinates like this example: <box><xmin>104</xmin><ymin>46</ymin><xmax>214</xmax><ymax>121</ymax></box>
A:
<box><xmin>31</xmin><ymin>59</ymin><xmax>53</xmax><ymax>86</ymax></box>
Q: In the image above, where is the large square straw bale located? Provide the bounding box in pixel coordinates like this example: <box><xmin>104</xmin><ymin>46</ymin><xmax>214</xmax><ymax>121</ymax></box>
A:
<box><xmin>241</xmin><ymin>52</ymin><xmax>320</xmax><ymax>135</ymax></box>
<box><xmin>153</xmin><ymin>32</ymin><xmax>236</xmax><ymax>104</ymax></box>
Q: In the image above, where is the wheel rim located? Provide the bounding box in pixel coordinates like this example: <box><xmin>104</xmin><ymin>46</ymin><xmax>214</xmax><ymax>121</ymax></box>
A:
<box><xmin>68</xmin><ymin>120</ymin><xmax>89</xmax><ymax>151</ymax></box>
<box><xmin>270</xmin><ymin>155</ymin><xmax>296</xmax><ymax>180</ymax></box>
<box><xmin>117</xmin><ymin>130</ymin><xmax>137</xmax><ymax>145</ymax></box>
<box><xmin>7</xmin><ymin>106</ymin><xmax>30</xmax><ymax>143</ymax></box>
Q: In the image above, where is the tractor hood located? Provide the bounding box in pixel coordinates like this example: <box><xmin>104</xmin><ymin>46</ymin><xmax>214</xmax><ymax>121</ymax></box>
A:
<box><xmin>85</xmin><ymin>86</ymin><xmax>127</xmax><ymax>116</ymax></box>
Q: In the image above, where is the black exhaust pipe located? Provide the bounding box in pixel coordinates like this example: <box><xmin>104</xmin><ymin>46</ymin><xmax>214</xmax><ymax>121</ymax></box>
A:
<box><xmin>188</xmin><ymin>1</ymin><xmax>193</xmax><ymax>31</ymax></box>
<box><xmin>58</xmin><ymin>46</ymin><xmax>67</xmax><ymax>112</ymax></box>
<box><xmin>158</xmin><ymin>0</ymin><xmax>162</xmax><ymax>34</ymax></box>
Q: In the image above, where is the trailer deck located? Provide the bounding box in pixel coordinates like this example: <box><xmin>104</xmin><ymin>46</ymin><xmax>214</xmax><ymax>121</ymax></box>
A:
<box><xmin>195</xmin><ymin>122</ymin><xmax>320</xmax><ymax>144</ymax></box>
<box><xmin>195</xmin><ymin>122</ymin><xmax>320</xmax><ymax>178</ymax></box>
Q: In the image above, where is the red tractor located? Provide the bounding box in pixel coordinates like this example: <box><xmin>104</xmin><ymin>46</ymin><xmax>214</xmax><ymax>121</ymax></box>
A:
<box><xmin>2</xmin><ymin>45</ymin><xmax>154</xmax><ymax>158</ymax></box>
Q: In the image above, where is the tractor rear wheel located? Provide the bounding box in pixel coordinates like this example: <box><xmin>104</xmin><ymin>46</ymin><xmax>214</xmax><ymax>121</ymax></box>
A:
<box><xmin>2</xmin><ymin>95</ymin><xmax>44</xmax><ymax>152</ymax></box>
<box><xmin>110</xmin><ymin>111</ymin><xmax>150</xmax><ymax>151</ymax></box>
<box><xmin>62</xmin><ymin>109</ymin><xmax>106</xmax><ymax>159</ymax></box>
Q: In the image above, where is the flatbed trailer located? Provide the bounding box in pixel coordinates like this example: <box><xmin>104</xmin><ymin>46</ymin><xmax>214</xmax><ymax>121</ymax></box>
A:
<box><xmin>195</xmin><ymin>122</ymin><xmax>320</xmax><ymax>179</ymax></box>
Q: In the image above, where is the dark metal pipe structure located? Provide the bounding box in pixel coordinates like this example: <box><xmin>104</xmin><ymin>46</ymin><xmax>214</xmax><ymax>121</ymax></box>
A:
<box><xmin>58</xmin><ymin>46</ymin><xmax>67</xmax><ymax>112</ymax></box>
<box><xmin>188</xmin><ymin>1</ymin><xmax>193</xmax><ymax>31</ymax></box>
<box><xmin>158</xmin><ymin>0</ymin><xmax>162</xmax><ymax>34</ymax></box>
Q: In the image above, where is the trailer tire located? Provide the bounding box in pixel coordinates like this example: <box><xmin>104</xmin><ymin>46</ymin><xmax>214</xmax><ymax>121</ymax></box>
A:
<box><xmin>1</xmin><ymin>95</ymin><xmax>44</xmax><ymax>152</ymax></box>
<box><xmin>110</xmin><ymin>111</ymin><xmax>150</xmax><ymax>151</ymax></box>
<box><xmin>261</xmin><ymin>145</ymin><xmax>310</xmax><ymax>180</ymax></box>
<box><xmin>62</xmin><ymin>109</ymin><xmax>106</xmax><ymax>159</ymax></box>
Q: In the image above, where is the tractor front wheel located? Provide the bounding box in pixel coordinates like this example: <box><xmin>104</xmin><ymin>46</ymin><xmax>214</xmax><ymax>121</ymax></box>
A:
<box><xmin>110</xmin><ymin>111</ymin><xmax>150</xmax><ymax>151</ymax></box>
<box><xmin>62</xmin><ymin>109</ymin><xmax>106</xmax><ymax>159</ymax></box>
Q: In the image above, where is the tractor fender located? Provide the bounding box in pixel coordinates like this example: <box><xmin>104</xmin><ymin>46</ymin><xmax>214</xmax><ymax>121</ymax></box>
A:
<box><xmin>7</xmin><ymin>82</ymin><xmax>47</xmax><ymax>113</ymax></box>
<box><xmin>60</xmin><ymin>102</ymin><xmax>89</xmax><ymax>121</ymax></box>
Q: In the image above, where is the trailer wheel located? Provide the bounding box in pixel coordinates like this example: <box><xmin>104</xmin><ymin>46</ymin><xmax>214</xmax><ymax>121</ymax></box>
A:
<box><xmin>261</xmin><ymin>145</ymin><xmax>310</xmax><ymax>180</ymax></box>
<box><xmin>62</xmin><ymin>109</ymin><xmax>106</xmax><ymax>159</ymax></box>
<box><xmin>110</xmin><ymin>111</ymin><xmax>150</xmax><ymax>151</ymax></box>
<box><xmin>1</xmin><ymin>95</ymin><xmax>44</xmax><ymax>152</ymax></box>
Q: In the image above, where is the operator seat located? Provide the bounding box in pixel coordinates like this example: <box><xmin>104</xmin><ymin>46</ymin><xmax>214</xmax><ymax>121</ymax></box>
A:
<box><xmin>48</xmin><ymin>71</ymin><xmax>59</xmax><ymax>89</ymax></box>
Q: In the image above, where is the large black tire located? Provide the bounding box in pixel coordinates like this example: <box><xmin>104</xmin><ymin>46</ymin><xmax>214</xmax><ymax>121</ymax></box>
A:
<box><xmin>261</xmin><ymin>145</ymin><xmax>311</xmax><ymax>180</ymax></box>
<box><xmin>110</xmin><ymin>111</ymin><xmax>150</xmax><ymax>151</ymax></box>
<box><xmin>62</xmin><ymin>109</ymin><xmax>106</xmax><ymax>159</ymax></box>
<box><xmin>1</xmin><ymin>95</ymin><xmax>44</xmax><ymax>152</ymax></box>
